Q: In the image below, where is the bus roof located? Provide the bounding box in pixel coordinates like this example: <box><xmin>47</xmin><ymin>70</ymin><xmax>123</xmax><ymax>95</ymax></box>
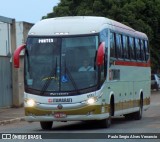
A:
<box><xmin>28</xmin><ymin>16</ymin><xmax>147</xmax><ymax>39</ymax></box>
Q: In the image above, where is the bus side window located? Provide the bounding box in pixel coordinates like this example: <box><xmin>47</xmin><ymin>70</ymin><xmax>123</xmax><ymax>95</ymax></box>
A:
<box><xmin>133</xmin><ymin>38</ymin><xmax>137</xmax><ymax>60</ymax></box>
<box><xmin>135</xmin><ymin>38</ymin><xmax>141</xmax><ymax>60</ymax></box>
<box><xmin>115</xmin><ymin>33</ymin><xmax>123</xmax><ymax>59</ymax></box>
<box><xmin>129</xmin><ymin>37</ymin><xmax>135</xmax><ymax>60</ymax></box>
<box><xmin>110</xmin><ymin>32</ymin><xmax>116</xmax><ymax>58</ymax></box>
<box><xmin>144</xmin><ymin>40</ymin><xmax>149</xmax><ymax>61</ymax></box>
<box><xmin>140</xmin><ymin>39</ymin><xmax>145</xmax><ymax>61</ymax></box>
<box><xmin>122</xmin><ymin>35</ymin><xmax>129</xmax><ymax>59</ymax></box>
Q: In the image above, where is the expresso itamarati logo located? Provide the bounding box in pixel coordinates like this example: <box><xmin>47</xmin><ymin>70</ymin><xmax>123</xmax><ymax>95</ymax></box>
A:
<box><xmin>48</xmin><ymin>98</ymin><xmax>72</xmax><ymax>103</ymax></box>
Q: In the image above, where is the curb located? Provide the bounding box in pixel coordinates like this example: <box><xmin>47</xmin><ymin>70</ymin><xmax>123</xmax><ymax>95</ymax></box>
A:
<box><xmin>0</xmin><ymin>117</ymin><xmax>25</xmax><ymax>125</ymax></box>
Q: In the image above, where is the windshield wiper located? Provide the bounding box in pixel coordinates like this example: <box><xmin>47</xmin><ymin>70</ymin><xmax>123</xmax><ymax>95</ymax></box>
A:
<box><xmin>40</xmin><ymin>69</ymin><xmax>55</xmax><ymax>95</ymax></box>
<box><xmin>40</xmin><ymin>58</ymin><xmax>58</xmax><ymax>95</ymax></box>
<box><xmin>63</xmin><ymin>61</ymin><xmax>80</xmax><ymax>94</ymax></box>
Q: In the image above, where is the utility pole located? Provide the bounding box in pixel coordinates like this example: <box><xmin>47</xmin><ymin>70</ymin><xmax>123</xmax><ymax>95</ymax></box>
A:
<box><xmin>10</xmin><ymin>19</ymin><xmax>20</xmax><ymax>107</ymax></box>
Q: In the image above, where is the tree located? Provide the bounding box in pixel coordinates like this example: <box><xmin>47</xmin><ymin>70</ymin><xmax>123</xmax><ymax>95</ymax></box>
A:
<box><xmin>42</xmin><ymin>0</ymin><xmax>160</xmax><ymax>71</ymax></box>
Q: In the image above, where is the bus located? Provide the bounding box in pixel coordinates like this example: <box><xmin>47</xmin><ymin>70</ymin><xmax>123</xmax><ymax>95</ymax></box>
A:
<box><xmin>14</xmin><ymin>16</ymin><xmax>151</xmax><ymax>129</ymax></box>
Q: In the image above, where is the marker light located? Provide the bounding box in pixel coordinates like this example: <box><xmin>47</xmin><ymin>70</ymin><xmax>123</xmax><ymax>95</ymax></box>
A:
<box><xmin>26</xmin><ymin>99</ymin><xmax>35</xmax><ymax>107</ymax></box>
<box><xmin>54</xmin><ymin>32</ymin><xmax>69</xmax><ymax>35</ymax></box>
<box><xmin>90</xmin><ymin>30</ymin><xmax>96</xmax><ymax>33</ymax></box>
<box><xmin>87</xmin><ymin>98</ymin><xmax>96</xmax><ymax>105</ymax></box>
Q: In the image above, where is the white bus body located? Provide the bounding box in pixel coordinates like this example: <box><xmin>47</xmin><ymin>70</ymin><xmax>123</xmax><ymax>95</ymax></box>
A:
<box><xmin>14</xmin><ymin>16</ymin><xmax>150</xmax><ymax>129</ymax></box>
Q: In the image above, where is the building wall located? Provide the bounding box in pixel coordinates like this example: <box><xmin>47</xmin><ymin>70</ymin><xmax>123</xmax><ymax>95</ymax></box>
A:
<box><xmin>0</xmin><ymin>21</ymin><xmax>33</xmax><ymax>107</ymax></box>
<box><xmin>0</xmin><ymin>56</ymin><xmax>12</xmax><ymax>107</ymax></box>
<box><xmin>0</xmin><ymin>23</ymin><xmax>11</xmax><ymax>56</ymax></box>
<box><xmin>15</xmin><ymin>22</ymin><xmax>33</xmax><ymax>106</ymax></box>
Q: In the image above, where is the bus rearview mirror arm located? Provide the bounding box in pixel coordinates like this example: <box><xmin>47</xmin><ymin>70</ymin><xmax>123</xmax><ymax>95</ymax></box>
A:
<box><xmin>14</xmin><ymin>44</ymin><xmax>26</xmax><ymax>68</ymax></box>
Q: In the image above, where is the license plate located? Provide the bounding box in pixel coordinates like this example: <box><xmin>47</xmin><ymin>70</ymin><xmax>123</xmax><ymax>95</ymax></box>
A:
<box><xmin>54</xmin><ymin>112</ymin><xmax>66</xmax><ymax>118</ymax></box>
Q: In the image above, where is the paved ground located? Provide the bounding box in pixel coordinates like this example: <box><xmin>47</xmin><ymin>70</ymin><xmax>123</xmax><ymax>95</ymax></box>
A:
<box><xmin>0</xmin><ymin>107</ymin><xmax>24</xmax><ymax>125</ymax></box>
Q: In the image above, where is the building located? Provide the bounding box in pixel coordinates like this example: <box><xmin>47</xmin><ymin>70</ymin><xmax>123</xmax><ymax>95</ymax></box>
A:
<box><xmin>0</xmin><ymin>16</ymin><xmax>33</xmax><ymax>108</ymax></box>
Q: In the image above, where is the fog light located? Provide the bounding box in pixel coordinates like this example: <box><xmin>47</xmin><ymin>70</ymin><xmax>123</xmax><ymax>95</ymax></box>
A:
<box><xmin>26</xmin><ymin>99</ymin><xmax>35</xmax><ymax>107</ymax></box>
<box><xmin>87</xmin><ymin>98</ymin><xmax>96</xmax><ymax>105</ymax></box>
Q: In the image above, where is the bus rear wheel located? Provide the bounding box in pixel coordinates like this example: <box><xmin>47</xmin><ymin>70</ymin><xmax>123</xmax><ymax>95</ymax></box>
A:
<box><xmin>40</xmin><ymin>121</ymin><xmax>53</xmax><ymax>130</ymax></box>
<box><xmin>125</xmin><ymin>97</ymin><xmax>143</xmax><ymax>120</ymax></box>
<box><xmin>133</xmin><ymin>97</ymin><xmax>143</xmax><ymax>120</ymax></box>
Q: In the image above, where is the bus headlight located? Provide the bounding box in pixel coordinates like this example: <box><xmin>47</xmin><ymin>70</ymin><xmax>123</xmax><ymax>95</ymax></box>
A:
<box><xmin>81</xmin><ymin>93</ymin><xmax>103</xmax><ymax>105</ymax></box>
<box><xmin>87</xmin><ymin>97</ymin><xmax>97</xmax><ymax>105</ymax></box>
<box><xmin>26</xmin><ymin>99</ymin><xmax>35</xmax><ymax>107</ymax></box>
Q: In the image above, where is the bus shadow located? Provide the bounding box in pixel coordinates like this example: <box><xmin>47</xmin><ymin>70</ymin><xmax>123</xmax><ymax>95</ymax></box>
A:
<box><xmin>37</xmin><ymin>116</ymin><xmax>135</xmax><ymax>131</ymax></box>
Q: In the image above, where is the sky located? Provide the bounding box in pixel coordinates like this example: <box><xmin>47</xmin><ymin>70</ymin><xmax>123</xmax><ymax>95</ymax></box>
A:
<box><xmin>0</xmin><ymin>0</ymin><xmax>60</xmax><ymax>24</ymax></box>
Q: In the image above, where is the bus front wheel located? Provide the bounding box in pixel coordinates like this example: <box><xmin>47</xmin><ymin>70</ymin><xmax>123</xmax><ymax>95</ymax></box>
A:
<box><xmin>98</xmin><ymin>116</ymin><xmax>111</xmax><ymax>128</ymax></box>
<box><xmin>40</xmin><ymin>121</ymin><xmax>53</xmax><ymax>130</ymax></box>
<box><xmin>98</xmin><ymin>103</ymin><xmax>112</xmax><ymax>128</ymax></box>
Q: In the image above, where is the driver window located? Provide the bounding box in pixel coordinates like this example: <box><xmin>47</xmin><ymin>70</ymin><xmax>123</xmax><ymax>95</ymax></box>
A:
<box><xmin>99</xmin><ymin>29</ymin><xmax>108</xmax><ymax>82</ymax></box>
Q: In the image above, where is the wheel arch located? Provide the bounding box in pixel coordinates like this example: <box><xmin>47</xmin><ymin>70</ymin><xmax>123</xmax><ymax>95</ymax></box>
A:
<box><xmin>139</xmin><ymin>89</ymin><xmax>144</xmax><ymax>107</ymax></box>
<box><xmin>139</xmin><ymin>89</ymin><xmax>144</xmax><ymax>100</ymax></box>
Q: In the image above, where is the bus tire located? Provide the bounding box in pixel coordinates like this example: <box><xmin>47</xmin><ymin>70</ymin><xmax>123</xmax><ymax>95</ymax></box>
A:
<box><xmin>133</xmin><ymin>97</ymin><xmax>143</xmax><ymax>120</ymax></box>
<box><xmin>99</xmin><ymin>116</ymin><xmax>111</xmax><ymax>128</ymax></box>
<box><xmin>98</xmin><ymin>103</ymin><xmax>112</xmax><ymax>128</ymax></box>
<box><xmin>40</xmin><ymin>121</ymin><xmax>53</xmax><ymax>130</ymax></box>
<box><xmin>124</xmin><ymin>113</ymin><xmax>134</xmax><ymax>120</ymax></box>
<box><xmin>156</xmin><ymin>84</ymin><xmax>159</xmax><ymax>91</ymax></box>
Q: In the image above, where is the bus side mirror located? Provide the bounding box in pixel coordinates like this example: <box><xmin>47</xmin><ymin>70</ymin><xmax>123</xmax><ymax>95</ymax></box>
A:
<box><xmin>96</xmin><ymin>42</ymin><xmax>105</xmax><ymax>66</ymax></box>
<box><xmin>14</xmin><ymin>44</ymin><xmax>26</xmax><ymax>68</ymax></box>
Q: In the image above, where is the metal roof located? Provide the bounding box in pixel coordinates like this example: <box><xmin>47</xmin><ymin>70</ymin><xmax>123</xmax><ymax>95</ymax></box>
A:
<box><xmin>0</xmin><ymin>16</ymin><xmax>13</xmax><ymax>24</ymax></box>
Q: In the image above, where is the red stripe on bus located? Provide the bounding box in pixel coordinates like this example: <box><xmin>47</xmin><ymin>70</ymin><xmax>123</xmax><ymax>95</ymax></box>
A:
<box><xmin>115</xmin><ymin>60</ymin><xmax>150</xmax><ymax>67</ymax></box>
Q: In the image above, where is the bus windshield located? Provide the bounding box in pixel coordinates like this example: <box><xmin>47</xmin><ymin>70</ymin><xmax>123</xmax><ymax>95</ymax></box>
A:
<box><xmin>25</xmin><ymin>35</ymin><xmax>99</xmax><ymax>95</ymax></box>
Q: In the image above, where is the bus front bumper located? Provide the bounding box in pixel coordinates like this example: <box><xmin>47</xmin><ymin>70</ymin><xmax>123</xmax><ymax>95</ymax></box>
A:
<box><xmin>24</xmin><ymin>104</ymin><xmax>110</xmax><ymax>122</ymax></box>
<box><xmin>25</xmin><ymin>113</ymin><xmax>109</xmax><ymax>122</ymax></box>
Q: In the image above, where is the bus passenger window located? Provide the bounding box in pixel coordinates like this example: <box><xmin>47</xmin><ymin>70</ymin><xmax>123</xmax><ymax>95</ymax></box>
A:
<box><xmin>115</xmin><ymin>34</ymin><xmax>123</xmax><ymax>59</ymax></box>
<box><xmin>129</xmin><ymin>37</ymin><xmax>135</xmax><ymax>60</ymax></box>
<box><xmin>140</xmin><ymin>40</ymin><xmax>145</xmax><ymax>61</ymax></box>
<box><xmin>144</xmin><ymin>40</ymin><xmax>149</xmax><ymax>61</ymax></box>
<box><xmin>135</xmin><ymin>39</ymin><xmax>141</xmax><ymax>60</ymax></box>
<box><xmin>110</xmin><ymin>32</ymin><xmax>116</xmax><ymax>58</ymax></box>
<box><xmin>122</xmin><ymin>35</ymin><xmax>129</xmax><ymax>59</ymax></box>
